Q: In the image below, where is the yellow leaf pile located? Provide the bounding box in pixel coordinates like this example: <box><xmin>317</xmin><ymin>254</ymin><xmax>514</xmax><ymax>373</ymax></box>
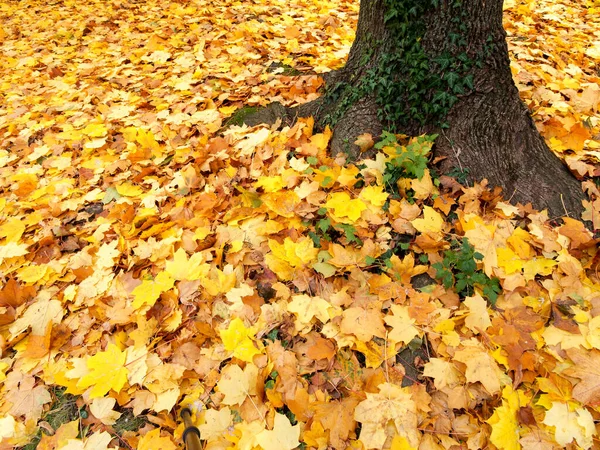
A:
<box><xmin>0</xmin><ymin>0</ymin><xmax>599</xmax><ymax>450</ymax></box>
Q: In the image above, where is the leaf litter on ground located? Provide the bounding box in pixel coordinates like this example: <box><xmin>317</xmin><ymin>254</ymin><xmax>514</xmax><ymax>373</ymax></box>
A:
<box><xmin>0</xmin><ymin>0</ymin><xmax>599</xmax><ymax>449</ymax></box>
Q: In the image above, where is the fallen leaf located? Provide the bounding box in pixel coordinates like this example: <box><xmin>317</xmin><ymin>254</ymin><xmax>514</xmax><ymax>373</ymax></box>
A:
<box><xmin>354</xmin><ymin>382</ymin><xmax>420</xmax><ymax>449</ymax></box>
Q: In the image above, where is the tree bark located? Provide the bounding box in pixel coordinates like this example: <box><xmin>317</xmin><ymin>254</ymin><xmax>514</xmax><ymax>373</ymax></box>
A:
<box><xmin>423</xmin><ymin>0</ymin><xmax>583</xmax><ymax>219</ymax></box>
<box><xmin>318</xmin><ymin>0</ymin><xmax>584</xmax><ymax>219</ymax></box>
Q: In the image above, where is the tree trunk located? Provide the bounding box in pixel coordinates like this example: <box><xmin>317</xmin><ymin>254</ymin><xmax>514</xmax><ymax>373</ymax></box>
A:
<box><xmin>312</xmin><ymin>0</ymin><xmax>584</xmax><ymax>220</ymax></box>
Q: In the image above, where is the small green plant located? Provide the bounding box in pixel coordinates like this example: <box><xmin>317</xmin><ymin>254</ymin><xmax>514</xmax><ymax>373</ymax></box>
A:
<box><xmin>265</xmin><ymin>370</ymin><xmax>279</xmax><ymax>390</ymax></box>
<box><xmin>446</xmin><ymin>166</ymin><xmax>470</xmax><ymax>185</ymax></box>
<box><xmin>376</xmin><ymin>132</ymin><xmax>436</xmax><ymax>196</ymax></box>
<box><xmin>263</xmin><ymin>328</ymin><xmax>290</xmax><ymax>348</ymax></box>
<box><xmin>365</xmin><ymin>233</ymin><xmax>412</xmax><ymax>273</ymax></box>
<box><xmin>308</xmin><ymin>208</ymin><xmax>363</xmax><ymax>248</ymax></box>
<box><xmin>433</xmin><ymin>238</ymin><xmax>501</xmax><ymax>305</ymax></box>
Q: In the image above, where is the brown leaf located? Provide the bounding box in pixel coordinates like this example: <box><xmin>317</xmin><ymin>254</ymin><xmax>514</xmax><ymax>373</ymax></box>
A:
<box><xmin>517</xmin><ymin>406</ymin><xmax>536</xmax><ymax>426</ymax></box>
<box><xmin>0</xmin><ymin>278</ymin><xmax>35</xmax><ymax>308</ymax></box>
<box><xmin>354</xmin><ymin>133</ymin><xmax>374</xmax><ymax>153</ymax></box>
<box><xmin>305</xmin><ymin>334</ymin><xmax>336</xmax><ymax>361</ymax></box>
<box><xmin>6</xmin><ymin>374</ymin><xmax>51</xmax><ymax>420</ymax></box>
<box><xmin>564</xmin><ymin>348</ymin><xmax>600</xmax><ymax>406</ymax></box>
<box><xmin>558</xmin><ymin>217</ymin><xmax>596</xmax><ymax>250</ymax></box>
<box><xmin>312</xmin><ymin>396</ymin><xmax>361</xmax><ymax>448</ymax></box>
<box><xmin>340</xmin><ymin>307</ymin><xmax>386</xmax><ymax>342</ymax></box>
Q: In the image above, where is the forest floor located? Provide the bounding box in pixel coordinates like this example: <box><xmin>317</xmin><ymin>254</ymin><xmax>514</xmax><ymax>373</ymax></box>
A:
<box><xmin>0</xmin><ymin>0</ymin><xmax>600</xmax><ymax>449</ymax></box>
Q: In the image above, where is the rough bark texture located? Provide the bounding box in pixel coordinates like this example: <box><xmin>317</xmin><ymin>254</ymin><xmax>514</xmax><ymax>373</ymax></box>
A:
<box><xmin>240</xmin><ymin>0</ymin><xmax>584</xmax><ymax>219</ymax></box>
<box><xmin>422</xmin><ymin>0</ymin><xmax>584</xmax><ymax>219</ymax></box>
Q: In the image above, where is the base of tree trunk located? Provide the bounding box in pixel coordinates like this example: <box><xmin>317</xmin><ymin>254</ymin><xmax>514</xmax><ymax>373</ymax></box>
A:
<box><xmin>434</xmin><ymin>85</ymin><xmax>584</xmax><ymax>220</ymax></box>
<box><xmin>235</xmin><ymin>78</ymin><xmax>584</xmax><ymax>221</ymax></box>
<box><xmin>232</xmin><ymin>0</ymin><xmax>587</xmax><ymax>221</ymax></box>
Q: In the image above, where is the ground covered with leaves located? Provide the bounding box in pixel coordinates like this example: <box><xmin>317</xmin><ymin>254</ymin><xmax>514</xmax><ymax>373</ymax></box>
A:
<box><xmin>1</xmin><ymin>0</ymin><xmax>600</xmax><ymax>449</ymax></box>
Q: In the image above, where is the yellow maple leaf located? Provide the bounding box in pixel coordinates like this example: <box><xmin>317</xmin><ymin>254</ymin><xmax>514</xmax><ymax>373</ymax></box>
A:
<box><xmin>384</xmin><ymin>305</ymin><xmax>420</xmax><ymax>346</ymax></box>
<box><xmin>122</xmin><ymin>126</ymin><xmax>138</xmax><ymax>142</ymax></box>
<box><xmin>44</xmin><ymin>359</ymin><xmax>86</xmax><ymax>396</ymax></box>
<box><xmin>390</xmin><ymin>435</ymin><xmax>418</xmax><ymax>450</ymax></box>
<box><xmin>261</xmin><ymin>190</ymin><xmax>300</xmax><ymax>218</ymax></box>
<box><xmin>327</xmin><ymin>243</ymin><xmax>367</xmax><ymax>268</ymax></box>
<box><xmin>89</xmin><ymin>397</ymin><xmax>120</xmax><ymax>425</ymax></box>
<box><xmin>136</xmin><ymin>128</ymin><xmax>162</xmax><ymax>157</ymax></box>
<box><xmin>275</xmin><ymin>237</ymin><xmax>318</xmax><ymax>266</ymax></box>
<box><xmin>0</xmin><ymin>242</ymin><xmax>29</xmax><ymax>263</ymax></box>
<box><xmin>0</xmin><ymin>217</ymin><xmax>25</xmax><ymax>243</ymax></box>
<box><xmin>84</xmin><ymin>137</ymin><xmax>107</xmax><ymax>149</ymax></box>
<box><xmin>463</xmin><ymin>294</ymin><xmax>491</xmax><ymax>334</ymax></box>
<box><xmin>523</xmin><ymin>257</ymin><xmax>557</xmax><ymax>281</ymax></box>
<box><xmin>230</xmin><ymin>421</ymin><xmax>264</xmax><ymax>449</ymax></box>
<box><xmin>354</xmin><ymin>340</ymin><xmax>386</xmax><ymax>368</ymax></box>
<box><xmin>359</xmin><ymin>184</ymin><xmax>389</xmax><ymax>207</ymax></box>
<box><xmin>77</xmin><ymin>344</ymin><xmax>129</xmax><ymax>398</ymax></box>
<box><xmin>487</xmin><ymin>386</ymin><xmax>529</xmax><ymax>450</ymax></box>
<box><xmin>37</xmin><ymin>420</ymin><xmax>79</xmax><ymax>449</ymax></box>
<box><xmin>255</xmin><ymin>175</ymin><xmax>286</xmax><ymax>192</ymax></box>
<box><xmin>82</xmin><ymin>123</ymin><xmax>107</xmax><ymax>138</ymax></box>
<box><xmin>165</xmin><ymin>248</ymin><xmax>208</xmax><ymax>281</ymax></box>
<box><xmin>287</xmin><ymin>294</ymin><xmax>337</xmax><ymax>333</ymax></box>
<box><xmin>125</xmin><ymin>346</ymin><xmax>148</xmax><ymax>386</ymax></box>
<box><xmin>220</xmin><ymin>317</ymin><xmax>262</xmax><ymax>363</ymax></box>
<box><xmin>201</xmin><ymin>267</ymin><xmax>237</xmax><ymax>296</ymax></box>
<box><xmin>116</xmin><ymin>182</ymin><xmax>143</xmax><ymax>197</ymax></box>
<box><xmin>354</xmin><ymin>383</ymin><xmax>420</xmax><ymax>449</ymax></box>
<box><xmin>60</xmin><ymin>431</ymin><xmax>114</xmax><ymax>449</ymax></box>
<box><xmin>325</xmin><ymin>192</ymin><xmax>367</xmax><ymax>223</ymax></box>
<box><xmin>9</xmin><ymin>297</ymin><xmax>63</xmax><ymax>338</ymax></box>
<box><xmin>256</xmin><ymin>413</ymin><xmax>301</xmax><ymax>450</ymax></box>
<box><xmin>235</xmin><ymin>128</ymin><xmax>270</xmax><ymax>156</ymax></box>
<box><xmin>265</xmin><ymin>254</ymin><xmax>295</xmax><ymax>280</ymax></box>
<box><xmin>341</xmin><ymin>307</ymin><xmax>386</xmax><ymax>342</ymax></box>
<box><xmin>464</xmin><ymin>221</ymin><xmax>498</xmax><ymax>277</ymax></box>
<box><xmin>16</xmin><ymin>264</ymin><xmax>48</xmax><ymax>284</ymax></box>
<box><xmin>410</xmin><ymin>169</ymin><xmax>436</xmax><ymax>200</ymax></box>
<box><xmin>337</xmin><ymin>165</ymin><xmax>361</xmax><ymax>187</ymax></box>
<box><xmin>313</xmin><ymin>166</ymin><xmax>340</xmax><ymax>188</ymax></box>
<box><xmin>266</xmin><ymin>237</ymin><xmax>318</xmax><ymax>280</ymax></box>
<box><xmin>542</xmin><ymin>402</ymin><xmax>595</xmax><ymax>448</ymax></box>
<box><xmin>454</xmin><ymin>339</ymin><xmax>505</xmax><ymax>395</ymax></box>
<box><xmin>0</xmin><ymin>361</ymin><xmax>8</xmax><ymax>383</ymax></box>
<box><xmin>303</xmin><ymin>421</ymin><xmax>329</xmax><ymax>449</ymax></box>
<box><xmin>354</xmin><ymin>133</ymin><xmax>375</xmax><ymax>153</ymax></box>
<box><xmin>542</xmin><ymin>325</ymin><xmax>586</xmax><ymax>349</ymax></box>
<box><xmin>496</xmin><ymin>247</ymin><xmax>524</xmax><ymax>275</ymax></box>
<box><xmin>198</xmin><ymin>407</ymin><xmax>233</xmax><ymax>442</ymax></box>
<box><xmin>411</xmin><ymin>206</ymin><xmax>443</xmax><ymax>233</ymax></box>
<box><xmin>310</xmin><ymin>131</ymin><xmax>331</xmax><ymax>151</ymax></box>
<box><xmin>422</xmin><ymin>358</ymin><xmax>462</xmax><ymax>390</ymax></box>
<box><xmin>217</xmin><ymin>364</ymin><xmax>257</xmax><ymax>405</ymax></box>
<box><xmin>131</xmin><ymin>271</ymin><xmax>174</xmax><ymax>310</ymax></box>
<box><xmin>137</xmin><ymin>428</ymin><xmax>177</xmax><ymax>450</ymax></box>
<box><xmin>225</xmin><ymin>283</ymin><xmax>254</xmax><ymax>314</ymax></box>
<box><xmin>96</xmin><ymin>241</ymin><xmax>120</xmax><ymax>269</ymax></box>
